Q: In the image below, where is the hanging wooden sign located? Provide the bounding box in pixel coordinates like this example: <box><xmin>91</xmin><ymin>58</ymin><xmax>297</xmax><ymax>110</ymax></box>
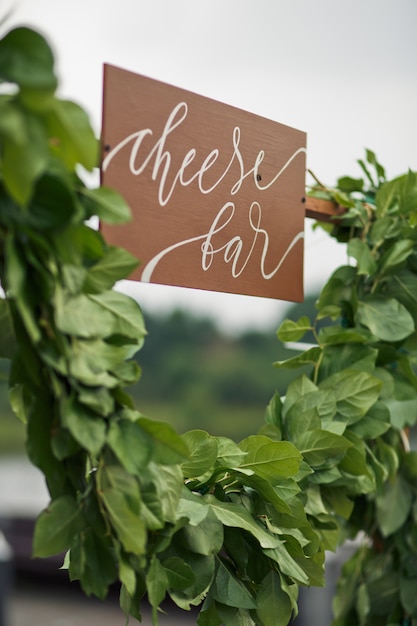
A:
<box><xmin>101</xmin><ymin>65</ymin><xmax>307</xmax><ymax>302</ymax></box>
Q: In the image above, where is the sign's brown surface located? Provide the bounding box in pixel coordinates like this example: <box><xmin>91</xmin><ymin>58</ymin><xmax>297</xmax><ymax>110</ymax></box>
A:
<box><xmin>101</xmin><ymin>65</ymin><xmax>307</xmax><ymax>301</ymax></box>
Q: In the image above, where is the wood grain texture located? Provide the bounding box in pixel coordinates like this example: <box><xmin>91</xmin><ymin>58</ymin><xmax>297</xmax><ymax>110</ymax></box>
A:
<box><xmin>101</xmin><ymin>65</ymin><xmax>307</xmax><ymax>302</ymax></box>
<box><xmin>305</xmin><ymin>197</ymin><xmax>344</xmax><ymax>221</ymax></box>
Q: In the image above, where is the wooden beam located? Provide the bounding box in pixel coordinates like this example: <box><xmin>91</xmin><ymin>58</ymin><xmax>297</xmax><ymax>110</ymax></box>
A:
<box><xmin>305</xmin><ymin>196</ymin><xmax>345</xmax><ymax>222</ymax></box>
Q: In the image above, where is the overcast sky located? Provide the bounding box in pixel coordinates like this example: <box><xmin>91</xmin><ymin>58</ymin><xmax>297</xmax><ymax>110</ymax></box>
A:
<box><xmin>4</xmin><ymin>0</ymin><xmax>417</xmax><ymax>332</ymax></box>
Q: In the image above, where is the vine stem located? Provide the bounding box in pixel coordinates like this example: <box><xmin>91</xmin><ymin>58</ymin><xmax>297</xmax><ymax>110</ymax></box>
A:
<box><xmin>307</xmin><ymin>168</ymin><xmax>328</xmax><ymax>190</ymax></box>
<box><xmin>400</xmin><ymin>429</ymin><xmax>411</xmax><ymax>453</ymax></box>
<box><xmin>312</xmin><ymin>322</ymin><xmax>323</xmax><ymax>385</ymax></box>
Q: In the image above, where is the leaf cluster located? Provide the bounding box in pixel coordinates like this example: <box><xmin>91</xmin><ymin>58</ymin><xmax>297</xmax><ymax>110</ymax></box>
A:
<box><xmin>282</xmin><ymin>151</ymin><xmax>417</xmax><ymax>625</ymax></box>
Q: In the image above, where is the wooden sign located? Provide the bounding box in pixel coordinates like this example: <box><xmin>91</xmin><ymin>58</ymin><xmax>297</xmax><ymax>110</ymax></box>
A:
<box><xmin>101</xmin><ymin>65</ymin><xmax>307</xmax><ymax>302</ymax></box>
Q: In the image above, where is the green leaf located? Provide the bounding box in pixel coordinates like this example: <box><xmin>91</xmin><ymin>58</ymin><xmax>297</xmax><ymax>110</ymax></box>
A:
<box><xmin>110</xmin><ymin>360</ymin><xmax>141</xmax><ymax>386</ymax></box>
<box><xmin>212</xmin><ymin>558</ymin><xmax>256</xmax><ymax>609</ymax></box>
<box><xmin>356</xmin><ymin>583</ymin><xmax>370</xmax><ymax>624</ymax></box>
<box><xmin>204</xmin><ymin>496</ymin><xmax>279</xmax><ymax>549</ymax></box>
<box><xmin>138</xmin><ymin>417</ymin><xmax>189</xmax><ymax>465</ymax></box>
<box><xmin>376</xmin><ymin>474</ymin><xmax>413</xmax><ymax>537</ymax></box>
<box><xmin>107</xmin><ymin>419</ymin><xmax>153</xmax><ymax>475</ymax></box>
<box><xmin>365</xmin><ymin>148</ymin><xmax>385</xmax><ymax>182</ymax></box>
<box><xmin>146</xmin><ymin>555</ymin><xmax>168</xmax><ymax>609</ymax></box>
<box><xmin>215</xmin><ymin>436</ymin><xmax>247</xmax><ymax>466</ymax></box>
<box><xmin>45</xmin><ymin>98</ymin><xmax>98</xmax><ymax>171</ymax></box>
<box><xmin>25</xmin><ymin>393</ymin><xmax>67</xmax><ymax>498</ymax></box>
<box><xmin>274</xmin><ymin>346</ymin><xmax>321</xmax><ymax>370</ymax></box>
<box><xmin>119</xmin><ymin>555</ymin><xmax>136</xmax><ymax>597</ymax></box>
<box><xmin>357</xmin><ymin>158</ymin><xmax>376</xmax><ymax>188</ymax></box>
<box><xmin>80</xmin><ymin>186</ymin><xmax>132</xmax><ymax>224</ymax></box>
<box><xmin>233</xmin><ymin>472</ymin><xmax>291</xmax><ymax>514</ymax></box>
<box><xmin>366</xmin><ymin>570</ymin><xmax>399</xmax><ymax>617</ymax></box>
<box><xmin>400</xmin><ymin>169</ymin><xmax>417</xmax><ymax>215</ymax></box>
<box><xmin>60</xmin><ymin>395</ymin><xmax>106</xmax><ymax>456</ymax></box>
<box><xmin>181</xmin><ymin>430</ymin><xmax>218</xmax><ymax>477</ymax></box>
<box><xmin>321</xmin><ymin>486</ymin><xmax>354</xmax><ymax>519</ymax></box>
<box><xmin>145</xmin><ymin>463</ymin><xmax>183</xmax><ymax>524</ymax></box>
<box><xmin>279</xmin><ymin>575</ymin><xmax>299</xmax><ymax>618</ymax></box>
<box><xmin>264</xmin><ymin>392</ymin><xmax>283</xmax><ymax>434</ymax></box>
<box><xmin>318</xmin><ymin>325</ymin><xmax>374</xmax><ymax>346</ymax></box>
<box><xmin>379</xmin><ymin>239</ymin><xmax>414</xmax><ymax>273</ymax></box>
<box><xmin>69</xmin><ymin>337</ymin><xmax>133</xmax><ymax>386</ymax></box>
<box><xmin>216</xmin><ymin>604</ymin><xmax>256</xmax><ymax>626</ymax></box>
<box><xmin>0</xmin><ymin>298</ymin><xmax>16</xmax><ymax>357</ymax></box>
<box><xmin>263</xmin><ymin>539</ymin><xmax>309</xmax><ymax>584</ymax></box>
<box><xmin>49</xmin><ymin>222</ymin><xmax>104</xmax><ymax>267</ymax></box>
<box><xmin>69</xmin><ymin>529</ymin><xmax>117</xmax><ymax>600</ymax></box>
<box><xmin>29</xmin><ymin>173</ymin><xmax>79</xmax><ymax>230</ymax></box>
<box><xmin>403</xmin><ymin>451</ymin><xmax>417</xmax><ymax>479</ymax></box>
<box><xmin>369</xmin><ymin>214</ymin><xmax>401</xmax><ymax>246</ymax></box>
<box><xmin>338</xmin><ymin>432</ymin><xmax>372</xmax><ymax>479</ymax></box>
<box><xmin>400</xmin><ymin>576</ymin><xmax>417</xmax><ymax>614</ymax></box>
<box><xmin>309</xmin><ymin>514</ymin><xmax>339</xmax><ymax>552</ymax></box>
<box><xmin>315</xmin><ymin>266</ymin><xmax>356</xmax><ymax>314</ymax></box>
<box><xmin>239</xmin><ymin>436</ymin><xmax>302</xmax><ymax>480</ymax></box>
<box><xmin>0</xmin><ymin>27</ymin><xmax>57</xmax><ymax>90</ymax></box>
<box><xmin>297</xmin><ymin>429</ymin><xmax>351</xmax><ymax>467</ymax></box>
<box><xmin>178</xmin><ymin>509</ymin><xmax>224</xmax><ymax>556</ymax></box>
<box><xmin>83</xmin><ymin>246</ymin><xmax>139</xmax><ymax>292</ymax></box>
<box><xmin>277</xmin><ymin>316</ymin><xmax>311</xmax><ymax>342</ymax></box>
<box><xmin>365</xmin><ymin>444</ymin><xmax>388</xmax><ymax>490</ymax></box>
<box><xmin>140</xmin><ymin>488</ymin><xmax>164</xmax><ymax>531</ymax></box>
<box><xmin>375</xmin><ymin>438</ymin><xmax>399</xmax><ymax>480</ymax></box>
<box><xmin>318</xmin><ymin>344</ymin><xmax>378</xmax><ymax>382</ymax></box>
<box><xmin>332</xmin><ymin>190</ymin><xmax>355</xmax><ymax>208</ymax></box>
<box><xmin>8</xmin><ymin>384</ymin><xmax>28</xmax><ymax>423</ymax></box>
<box><xmin>375</xmin><ymin>178</ymin><xmax>401</xmax><ymax>217</ymax></box>
<box><xmin>99</xmin><ymin>465</ymin><xmax>146</xmax><ymax>555</ymax></box>
<box><xmin>337</xmin><ymin>176</ymin><xmax>364</xmax><ymax>193</ymax></box>
<box><xmin>285</xmin><ymin>390</ymin><xmax>334</xmax><ymax>441</ymax></box>
<box><xmin>4</xmin><ymin>241</ymin><xmax>36</xmax><ymax>341</ymax></box>
<box><xmin>283</xmin><ymin>375</ymin><xmax>318</xmax><ymax>416</ymax></box>
<box><xmin>55</xmin><ymin>291</ymin><xmax>115</xmax><ymax>338</ymax></box>
<box><xmin>320</xmin><ymin>369</ymin><xmax>382</xmax><ymax>423</ymax></box>
<box><xmin>0</xmin><ymin>98</ymin><xmax>26</xmax><ymax>143</ymax></box>
<box><xmin>308</xmin><ymin>465</ymin><xmax>342</xmax><ymax>484</ymax></box>
<box><xmin>347</xmin><ymin>238</ymin><xmax>377</xmax><ymax>275</ymax></box>
<box><xmin>33</xmin><ymin>495</ymin><xmax>83</xmax><ymax>557</ymax></box>
<box><xmin>349</xmin><ymin>401</ymin><xmax>390</xmax><ymax>438</ymax></box>
<box><xmin>357</xmin><ymin>296</ymin><xmax>415</xmax><ymax>341</ymax></box>
<box><xmin>177</xmin><ymin>489</ymin><xmax>210</xmax><ymax>526</ymax></box>
<box><xmin>119</xmin><ymin>581</ymin><xmax>144</xmax><ymax>623</ymax></box>
<box><xmin>197</xmin><ymin>603</ymin><xmax>222</xmax><ymax>626</ymax></box>
<box><xmin>163</xmin><ymin>556</ymin><xmax>196</xmax><ymax>591</ymax></box>
<box><xmin>385</xmin><ymin>375</ymin><xmax>417</xmax><ymax>429</ymax></box>
<box><xmin>384</xmin><ymin>269</ymin><xmax>417</xmax><ymax>318</ymax></box>
<box><xmin>51</xmin><ymin>424</ymin><xmax>80</xmax><ymax>460</ymax></box>
<box><xmin>77</xmin><ymin>386</ymin><xmax>114</xmax><ymax>416</ymax></box>
<box><xmin>169</xmin><ymin>551</ymin><xmax>215</xmax><ymax>610</ymax></box>
<box><xmin>256</xmin><ymin>571</ymin><xmax>293</xmax><ymax>626</ymax></box>
<box><xmin>2</xmin><ymin>112</ymin><xmax>48</xmax><ymax>205</ymax></box>
<box><xmin>88</xmin><ymin>291</ymin><xmax>146</xmax><ymax>341</ymax></box>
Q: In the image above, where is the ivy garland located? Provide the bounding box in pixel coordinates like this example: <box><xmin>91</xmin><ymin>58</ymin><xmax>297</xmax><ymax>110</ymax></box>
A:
<box><xmin>1</xmin><ymin>25</ymin><xmax>417</xmax><ymax>626</ymax></box>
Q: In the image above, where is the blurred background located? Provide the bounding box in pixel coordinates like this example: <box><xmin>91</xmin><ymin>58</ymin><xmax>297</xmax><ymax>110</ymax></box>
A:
<box><xmin>1</xmin><ymin>0</ymin><xmax>416</xmax><ymax>624</ymax></box>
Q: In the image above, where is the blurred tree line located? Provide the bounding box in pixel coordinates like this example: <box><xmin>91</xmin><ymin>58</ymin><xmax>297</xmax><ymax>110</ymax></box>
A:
<box><xmin>129</xmin><ymin>295</ymin><xmax>318</xmax><ymax>440</ymax></box>
<box><xmin>0</xmin><ymin>294</ymin><xmax>319</xmax><ymax>452</ymax></box>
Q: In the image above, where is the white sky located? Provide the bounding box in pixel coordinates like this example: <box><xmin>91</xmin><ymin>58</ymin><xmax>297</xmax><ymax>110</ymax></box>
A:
<box><xmin>4</xmin><ymin>0</ymin><xmax>417</xmax><ymax>333</ymax></box>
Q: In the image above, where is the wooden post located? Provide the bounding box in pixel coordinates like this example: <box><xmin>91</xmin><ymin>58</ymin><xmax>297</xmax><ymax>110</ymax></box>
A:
<box><xmin>304</xmin><ymin>197</ymin><xmax>345</xmax><ymax>222</ymax></box>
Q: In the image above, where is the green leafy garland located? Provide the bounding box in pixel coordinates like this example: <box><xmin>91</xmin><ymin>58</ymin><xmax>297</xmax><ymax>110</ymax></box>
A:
<box><xmin>1</xmin><ymin>25</ymin><xmax>417</xmax><ymax>626</ymax></box>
